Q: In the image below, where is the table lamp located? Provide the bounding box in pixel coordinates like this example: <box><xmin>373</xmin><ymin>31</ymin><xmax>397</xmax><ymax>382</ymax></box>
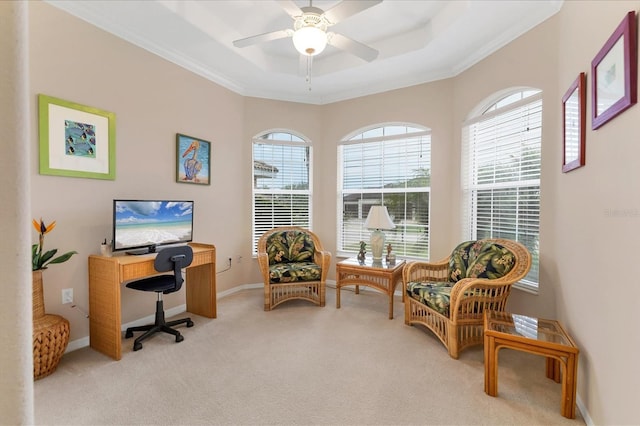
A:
<box><xmin>364</xmin><ymin>205</ymin><xmax>395</xmax><ymax>262</ymax></box>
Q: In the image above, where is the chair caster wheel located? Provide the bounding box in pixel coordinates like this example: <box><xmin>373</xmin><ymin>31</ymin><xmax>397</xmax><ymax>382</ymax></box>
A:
<box><xmin>187</xmin><ymin>320</ymin><xmax>194</xmax><ymax>327</ymax></box>
<box><xmin>125</xmin><ymin>330</ymin><xmax>133</xmax><ymax>339</ymax></box>
<box><xmin>133</xmin><ymin>342</ymin><xmax>143</xmax><ymax>351</ymax></box>
<box><xmin>176</xmin><ymin>334</ymin><xmax>184</xmax><ymax>343</ymax></box>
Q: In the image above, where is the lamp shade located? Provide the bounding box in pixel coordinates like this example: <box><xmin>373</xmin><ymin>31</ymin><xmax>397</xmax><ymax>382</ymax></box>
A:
<box><xmin>364</xmin><ymin>206</ymin><xmax>394</xmax><ymax>262</ymax></box>
<box><xmin>292</xmin><ymin>26</ymin><xmax>327</xmax><ymax>56</ymax></box>
<box><xmin>364</xmin><ymin>206</ymin><xmax>395</xmax><ymax>230</ymax></box>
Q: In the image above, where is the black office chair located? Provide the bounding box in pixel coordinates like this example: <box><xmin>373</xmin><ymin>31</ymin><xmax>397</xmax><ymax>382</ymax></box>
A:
<box><xmin>125</xmin><ymin>245</ymin><xmax>194</xmax><ymax>351</ymax></box>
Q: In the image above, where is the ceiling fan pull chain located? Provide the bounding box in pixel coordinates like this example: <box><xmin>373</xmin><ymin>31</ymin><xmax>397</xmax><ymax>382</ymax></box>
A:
<box><xmin>306</xmin><ymin>56</ymin><xmax>313</xmax><ymax>91</ymax></box>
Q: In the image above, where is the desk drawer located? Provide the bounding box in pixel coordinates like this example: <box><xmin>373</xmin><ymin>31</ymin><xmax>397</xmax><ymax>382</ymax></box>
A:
<box><xmin>118</xmin><ymin>248</ymin><xmax>215</xmax><ymax>282</ymax></box>
<box><xmin>121</xmin><ymin>262</ymin><xmax>157</xmax><ymax>281</ymax></box>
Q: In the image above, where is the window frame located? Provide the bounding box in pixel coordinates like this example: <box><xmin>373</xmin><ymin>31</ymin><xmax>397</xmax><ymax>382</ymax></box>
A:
<box><xmin>252</xmin><ymin>130</ymin><xmax>313</xmax><ymax>255</ymax></box>
<box><xmin>337</xmin><ymin>123</ymin><xmax>431</xmax><ymax>260</ymax></box>
<box><xmin>462</xmin><ymin>90</ymin><xmax>542</xmax><ymax>292</ymax></box>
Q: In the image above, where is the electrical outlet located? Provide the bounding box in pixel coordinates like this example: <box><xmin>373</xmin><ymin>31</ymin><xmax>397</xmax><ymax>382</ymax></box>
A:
<box><xmin>62</xmin><ymin>288</ymin><xmax>73</xmax><ymax>304</ymax></box>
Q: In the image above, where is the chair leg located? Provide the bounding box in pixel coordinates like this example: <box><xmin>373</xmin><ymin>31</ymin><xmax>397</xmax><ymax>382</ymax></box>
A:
<box><xmin>448</xmin><ymin>325</ymin><xmax>460</xmax><ymax>359</ymax></box>
<box><xmin>166</xmin><ymin>317</ymin><xmax>194</xmax><ymax>328</ymax></box>
<box><xmin>125</xmin><ymin>298</ymin><xmax>193</xmax><ymax>351</ymax></box>
<box><xmin>131</xmin><ymin>325</ymin><xmax>164</xmax><ymax>350</ymax></box>
<box><xmin>159</xmin><ymin>325</ymin><xmax>184</xmax><ymax>342</ymax></box>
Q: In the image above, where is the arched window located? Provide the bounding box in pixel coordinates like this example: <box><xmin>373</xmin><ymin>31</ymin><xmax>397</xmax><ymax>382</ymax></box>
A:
<box><xmin>462</xmin><ymin>89</ymin><xmax>542</xmax><ymax>290</ymax></box>
<box><xmin>252</xmin><ymin>131</ymin><xmax>312</xmax><ymax>254</ymax></box>
<box><xmin>337</xmin><ymin>124</ymin><xmax>431</xmax><ymax>258</ymax></box>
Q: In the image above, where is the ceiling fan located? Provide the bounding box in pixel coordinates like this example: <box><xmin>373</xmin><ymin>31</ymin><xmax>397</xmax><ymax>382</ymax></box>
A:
<box><xmin>232</xmin><ymin>0</ymin><xmax>381</xmax><ymax>62</ymax></box>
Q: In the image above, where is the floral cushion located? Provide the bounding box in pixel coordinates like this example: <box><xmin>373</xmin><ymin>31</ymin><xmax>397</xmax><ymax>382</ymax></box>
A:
<box><xmin>269</xmin><ymin>261</ymin><xmax>321</xmax><ymax>283</ymax></box>
<box><xmin>448</xmin><ymin>240</ymin><xmax>515</xmax><ymax>283</ymax></box>
<box><xmin>407</xmin><ymin>240</ymin><xmax>516</xmax><ymax>317</ymax></box>
<box><xmin>266</xmin><ymin>230</ymin><xmax>316</xmax><ymax>265</ymax></box>
<box><xmin>406</xmin><ymin>281</ymin><xmax>453</xmax><ymax>316</ymax></box>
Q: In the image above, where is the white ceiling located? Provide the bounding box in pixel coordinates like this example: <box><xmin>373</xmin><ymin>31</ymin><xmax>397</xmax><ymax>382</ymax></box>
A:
<box><xmin>46</xmin><ymin>0</ymin><xmax>563</xmax><ymax>105</ymax></box>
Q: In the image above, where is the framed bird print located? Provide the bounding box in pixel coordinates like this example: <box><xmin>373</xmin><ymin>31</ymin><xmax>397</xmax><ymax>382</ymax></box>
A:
<box><xmin>176</xmin><ymin>133</ymin><xmax>211</xmax><ymax>185</ymax></box>
<box><xmin>38</xmin><ymin>94</ymin><xmax>116</xmax><ymax>180</ymax></box>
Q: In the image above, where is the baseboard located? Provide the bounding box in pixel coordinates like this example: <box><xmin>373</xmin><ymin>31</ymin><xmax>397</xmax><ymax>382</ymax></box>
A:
<box><xmin>217</xmin><ymin>282</ymin><xmax>262</xmax><ymax>298</ymax></box>
<box><xmin>576</xmin><ymin>394</ymin><xmax>593</xmax><ymax>426</ymax></box>
<box><xmin>65</xmin><ymin>336</ymin><xmax>90</xmax><ymax>353</ymax></box>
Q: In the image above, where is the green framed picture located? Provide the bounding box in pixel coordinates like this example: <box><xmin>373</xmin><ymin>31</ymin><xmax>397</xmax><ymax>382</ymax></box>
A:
<box><xmin>176</xmin><ymin>133</ymin><xmax>211</xmax><ymax>185</ymax></box>
<box><xmin>38</xmin><ymin>94</ymin><xmax>116</xmax><ymax>180</ymax></box>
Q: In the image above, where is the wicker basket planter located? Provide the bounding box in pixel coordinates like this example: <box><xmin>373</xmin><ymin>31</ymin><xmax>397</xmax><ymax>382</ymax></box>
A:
<box><xmin>32</xmin><ymin>270</ymin><xmax>70</xmax><ymax>380</ymax></box>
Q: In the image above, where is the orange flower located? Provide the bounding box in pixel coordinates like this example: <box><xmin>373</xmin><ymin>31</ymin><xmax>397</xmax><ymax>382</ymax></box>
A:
<box><xmin>32</xmin><ymin>218</ymin><xmax>77</xmax><ymax>271</ymax></box>
<box><xmin>33</xmin><ymin>218</ymin><xmax>56</xmax><ymax>235</ymax></box>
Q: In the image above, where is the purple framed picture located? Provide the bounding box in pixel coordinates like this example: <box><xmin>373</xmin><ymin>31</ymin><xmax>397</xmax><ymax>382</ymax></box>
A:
<box><xmin>562</xmin><ymin>73</ymin><xmax>586</xmax><ymax>173</ymax></box>
<box><xmin>591</xmin><ymin>11</ymin><xmax>637</xmax><ymax>130</ymax></box>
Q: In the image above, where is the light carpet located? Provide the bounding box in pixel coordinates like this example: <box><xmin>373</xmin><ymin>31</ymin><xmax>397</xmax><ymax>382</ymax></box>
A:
<box><xmin>34</xmin><ymin>286</ymin><xmax>586</xmax><ymax>425</ymax></box>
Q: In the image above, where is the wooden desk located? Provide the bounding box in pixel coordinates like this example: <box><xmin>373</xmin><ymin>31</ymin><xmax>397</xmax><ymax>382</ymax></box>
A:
<box><xmin>88</xmin><ymin>243</ymin><xmax>216</xmax><ymax>360</ymax></box>
<box><xmin>483</xmin><ymin>311</ymin><xmax>579</xmax><ymax>419</ymax></box>
<box><xmin>336</xmin><ymin>257</ymin><xmax>406</xmax><ymax>319</ymax></box>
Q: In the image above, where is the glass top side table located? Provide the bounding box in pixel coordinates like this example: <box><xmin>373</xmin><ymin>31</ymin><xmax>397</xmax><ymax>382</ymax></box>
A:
<box><xmin>483</xmin><ymin>310</ymin><xmax>579</xmax><ymax>419</ymax></box>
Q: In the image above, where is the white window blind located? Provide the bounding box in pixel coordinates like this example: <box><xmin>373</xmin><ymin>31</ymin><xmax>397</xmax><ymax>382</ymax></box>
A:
<box><xmin>338</xmin><ymin>125</ymin><xmax>431</xmax><ymax>258</ymax></box>
<box><xmin>462</xmin><ymin>91</ymin><xmax>542</xmax><ymax>289</ymax></box>
<box><xmin>252</xmin><ymin>132</ymin><xmax>311</xmax><ymax>254</ymax></box>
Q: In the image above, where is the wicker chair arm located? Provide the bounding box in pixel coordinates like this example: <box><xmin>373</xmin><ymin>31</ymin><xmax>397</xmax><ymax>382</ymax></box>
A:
<box><xmin>402</xmin><ymin>257</ymin><xmax>450</xmax><ymax>285</ymax></box>
<box><xmin>257</xmin><ymin>252</ymin><xmax>270</xmax><ymax>284</ymax></box>
<box><xmin>314</xmin><ymin>249</ymin><xmax>332</xmax><ymax>281</ymax></box>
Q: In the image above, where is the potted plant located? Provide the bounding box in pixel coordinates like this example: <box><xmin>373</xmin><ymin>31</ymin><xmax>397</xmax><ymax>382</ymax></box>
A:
<box><xmin>31</xmin><ymin>218</ymin><xmax>77</xmax><ymax>380</ymax></box>
<box><xmin>32</xmin><ymin>218</ymin><xmax>77</xmax><ymax>316</ymax></box>
<box><xmin>32</xmin><ymin>218</ymin><xmax>77</xmax><ymax>269</ymax></box>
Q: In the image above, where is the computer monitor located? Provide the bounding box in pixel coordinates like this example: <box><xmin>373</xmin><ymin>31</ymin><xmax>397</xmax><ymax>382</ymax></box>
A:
<box><xmin>112</xmin><ymin>200</ymin><xmax>194</xmax><ymax>255</ymax></box>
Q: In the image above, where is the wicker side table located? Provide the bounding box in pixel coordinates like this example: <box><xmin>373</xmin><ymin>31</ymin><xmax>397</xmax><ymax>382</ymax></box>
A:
<box><xmin>483</xmin><ymin>311</ymin><xmax>579</xmax><ymax>419</ymax></box>
<box><xmin>336</xmin><ymin>257</ymin><xmax>406</xmax><ymax>319</ymax></box>
<box><xmin>33</xmin><ymin>314</ymin><xmax>70</xmax><ymax>380</ymax></box>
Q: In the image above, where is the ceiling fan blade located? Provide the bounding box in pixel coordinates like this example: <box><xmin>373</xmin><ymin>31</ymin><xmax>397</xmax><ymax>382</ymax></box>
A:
<box><xmin>276</xmin><ymin>0</ymin><xmax>302</xmax><ymax>18</ymax></box>
<box><xmin>233</xmin><ymin>29</ymin><xmax>292</xmax><ymax>48</ymax></box>
<box><xmin>323</xmin><ymin>0</ymin><xmax>382</xmax><ymax>25</ymax></box>
<box><xmin>328</xmin><ymin>32</ymin><xmax>379</xmax><ymax>62</ymax></box>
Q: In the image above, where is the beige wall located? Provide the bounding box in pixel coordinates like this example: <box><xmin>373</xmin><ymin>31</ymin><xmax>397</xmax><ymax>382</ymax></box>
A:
<box><xmin>551</xmin><ymin>2</ymin><xmax>640</xmax><ymax>423</ymax></box>
<box><xmin>451</xmin><ymin>2</ymin><xmax>640</xmax><ymax>423</ymax></box>
<box><xmin>320</xmin><ymin>81</ymin><xmax>456</xmax><ymax>262</ymax></box>
<box><xmin>451</xmin><ymin>5</ymin><xmax>560</xmax><ymax>320</ymax></box>
<box><xmin>28</xmin><ymin>2</ymin><xmax>250</xmax><ymax>334</ymax></box>
<box><xmin>5</xmin><ymin>1</ymin><xmax>638</xmax><ymax>424</ymax></box>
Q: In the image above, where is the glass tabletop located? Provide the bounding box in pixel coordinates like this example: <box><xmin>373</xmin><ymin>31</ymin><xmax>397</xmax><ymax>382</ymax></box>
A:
<box><xmin>486</xmin><ymin>311</ymin><xmax>575</xmax><ymax>347</ymax></box>
<box><xmin>339</xmin><ymin>257</ymin><xmax>405</xmax><ymax>270</ymax></box>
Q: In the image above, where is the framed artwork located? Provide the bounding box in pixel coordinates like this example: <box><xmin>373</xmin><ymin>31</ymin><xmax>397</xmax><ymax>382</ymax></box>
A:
<box><xmin>38</xmin><ymin>94</ymin><xmax>116</xmax><ymax>180</ymax></box>
<box><xmin>562</xmin><ymin>73</ymin><xmax>586</xmax><ymax>173</ymax></box>
<box><xmin>176</xmin><ymin>133</ymin><xmax>211</xmax><ymax>185</ymax></box>
<box><xmin>591</xmin><ymin>11</ymin><xmax>637</xmax><ymax>130</ymax></box>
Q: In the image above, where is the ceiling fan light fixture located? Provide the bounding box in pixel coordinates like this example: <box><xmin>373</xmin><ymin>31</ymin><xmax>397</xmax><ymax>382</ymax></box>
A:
<box><xmin>292</xmin><ymin>26</ymin><xmax>327</xmax><ymax>56</ymax></box>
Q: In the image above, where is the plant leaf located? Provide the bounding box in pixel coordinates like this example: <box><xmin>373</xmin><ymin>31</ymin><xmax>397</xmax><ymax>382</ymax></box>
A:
<box><xmin>47</xmin><ymin>251</ymin><xmax>78</xmax><ymax>266</ymax></box>
<box><xmin>39</xmin><ymin>249</ymin><xmax>57</xmax><ymax>266</ymax></box>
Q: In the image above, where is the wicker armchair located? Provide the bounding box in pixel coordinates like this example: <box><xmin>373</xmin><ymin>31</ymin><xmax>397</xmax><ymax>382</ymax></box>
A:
<box><xmin>257</xmin><ymin>227</ymin><xmax>331</xmax><ymax>311</ymax></box>
<box><xmin>403</xmin><ymin>238</ymin><xmax>531</xmax><ymax>359</ymax></box>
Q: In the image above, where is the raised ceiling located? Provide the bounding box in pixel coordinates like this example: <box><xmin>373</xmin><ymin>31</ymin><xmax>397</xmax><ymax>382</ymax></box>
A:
<box><xmin>46</xmin><ymin>0</ymin><xmax>563</xmax><ymax>105</ymax></box>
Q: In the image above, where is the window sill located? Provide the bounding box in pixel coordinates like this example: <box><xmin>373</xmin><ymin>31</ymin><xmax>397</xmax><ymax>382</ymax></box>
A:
<box><xmin>513</xmin><ymin>281</ymin><xmax>538</xmax><ymax>295</ymax></box>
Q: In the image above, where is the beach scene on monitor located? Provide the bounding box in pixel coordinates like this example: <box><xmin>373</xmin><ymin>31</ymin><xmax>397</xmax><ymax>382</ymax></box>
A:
<box><xmin>114</xmin><ymin>201</ymin><xmax>193</xmax><ymax>250</ymax></box>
